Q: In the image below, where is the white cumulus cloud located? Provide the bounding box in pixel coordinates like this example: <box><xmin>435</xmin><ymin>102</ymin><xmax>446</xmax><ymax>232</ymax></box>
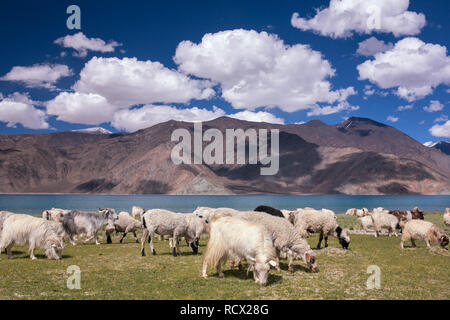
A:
<box><xmin>111</xmin><ymin>105</ymin><xmax>225</xmax><ymax>132</ymax></box>
<box><xmin>291</xmin><ymin>0</ymin><xmax>425</xmax><ymax>38</ymax></box>
<box><xmin>423</xmin><ymin>100</ymin><xmax>444</xmax><ymax>113</ymax></box>
<box><xmin>46</xmin><ymin>92</ymin><xmax>117</xmax><ymax>125</ymax></box>
<box><xmin>307</xmin><ymin>102</ymin><xmax>359</xmax><ymax>116</ymax></box>
<box><xmin>174</xmin><ymin>29</ymin><xmax>357</xmax><ymax>113</ymax></box>
<box><xmin>0</xmin><ymin>64</ymin><xmax>72</xmax><ymax>89</ymax></box>
<box><xmin>387</xmin><ymin>115</ymin><xmax>399</xmax><ymax>122</ymax></box>
<box><xmin>73</xmin><ymin>57</ymin><xmax>214</xmax><ymax>107</ymax></box>
<box><xmin>397</xmin><ymin>105</ymin><xmax>413</xmax><ymax>111</ymax></box>
<box><xmin>429</xmin><ymin>121</ymin><xmax>450</xmax><ymax>138</ymax></box>
<box><xmin>357</xmin><ymin>38</ymin><xmax>450</xmax><ymax>101</ymax></box>
<box><xmin>54</xmin><ymin>32</ymin><xmax>121</xmax><ymax>58</ymax></box>
<box><xmin>0</xmin><ymin>94</ymin><xmax>48</xmax><ymax>129</ymax></box>
<box><xmin>357</xmin><ymin>37</ymin><xmax>393</xmax><ymax>56</ymax></box>
<box><xmin>228</xmin><ymin>110</ymin><xmax>284</xmax><ymax>124</ymax></box>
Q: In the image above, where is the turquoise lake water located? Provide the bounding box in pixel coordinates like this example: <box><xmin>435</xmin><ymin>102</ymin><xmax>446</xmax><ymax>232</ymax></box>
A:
<box><xmin>0</xmin><ymin>194</ymin><xmax>448</xmax><ymax>214</ymax></box>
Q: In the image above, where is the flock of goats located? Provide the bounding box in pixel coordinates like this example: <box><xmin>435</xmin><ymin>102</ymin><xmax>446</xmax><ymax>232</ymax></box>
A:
<box><xmin>0</xmin><ymin>205</ymin><xmax>449</xmax><ymax>286</ymax></box>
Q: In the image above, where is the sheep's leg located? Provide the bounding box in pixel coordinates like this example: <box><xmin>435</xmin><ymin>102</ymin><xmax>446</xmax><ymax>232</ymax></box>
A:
<box><xmin>119</xmin><ymin>233</ymin><xmax>127</xmax><ymax>243</ymax></box>
<box><xmin>94</xmin><ymin>231</ymin><xmax>100</xmax><ymax>245</ymax></box>
<box><xmin>69</xmin><ymin>235</ymin><xmax>77</xmax><ymax>246</ymax></box>
<box><xmin>217</xmin><ymin>257</ymin><xmax>226</xmax><ymax>278</ymax></box>
<box><xmin>287</xmin><ymin>251</ymin><xmax>294</xmax><ymax>273</ymax></box>
<box><xmin>149</xmin><ymin>231</ymin><xmax>157</xmax><ymax>255</ymax></box>
<box><xmin>316</xmin><ymin>233</ymin><xmax>323</xmax><ymax>249</ymax></box>
<box><xmin>411</xmin><ymin>239</ymin><xmax>416</xmax><ymax>248</ymax></box>
<box><xmin>6</xmin><ymin>243</ymin><xmax>13</xmax><ymax>259</ymax></box>
<box><xmin>106</xmin><ymin>233</ymin><xmax>112</xmax><ymax>244</ymax></box>
<box><xmin>324</xmin><ymin>236</ymin><xmax>329</xmax><ymax>248</ymax></box>
<box><xmin>401</xmin><ymin>232</ymin><xmax>410</xmax><ymax>249</ymax></box>
<box><xmin>425</xmin><ymin>239</ymin><xmax>431</xmax><ymax>248</ymax></box>
<box><xmin>202</xmin><ymin>259</ymin><xmax>209</xmax><ymax>278</ymax></box>
<box><xmin>133</xmin><ymin>231</ymin><xmax>138</xmax><ymax>243</ymax></box>
<box><xmin>141</xmin><ymin>228</ymin><xmax>149</xmax><ymax>256</ymax></box>
<box><xmin>275</xmin><ymin>249</ymin><xmax>281</xmax><ymax>272</ymax></box>
<box><xmin>29</xmin><ymin>242</ymin><xmax>37</xmax><ymax>260</ymax></box>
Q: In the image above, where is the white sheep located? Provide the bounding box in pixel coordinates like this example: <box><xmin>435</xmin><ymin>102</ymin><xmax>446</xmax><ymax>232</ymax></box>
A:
<box><xmin>131</xmin><ymin>206</ymin><xmax>145</xmax><ymax>220</ymax></box>
<box><xmin>367</xmin><ymin>211</ymin><xmax>400</xmax><ymax>237</ymax></box>
<box><xmin>202</xmin><ymin>216</ymin><xmax>277</xmax><ymax>286</ymax></box>
<box><xmin>289</xmin><ymin>208</ymin><xmax>350</xmax><ymax>249</ymax></box>
<box><xmin>106</xmin><ymin>211</ymin><xmax>143</xmax><ymax>244</ymax></box>
<box><xmin>141</xmin><ymin>209</ymin><xmax>208</xmax><ymax>257</ymax></box>
<box><xmin>206</xmin><ymin>208</ymin><xmax>317</xmax><ymax>273</ymax></box>
<box><xmin>444</xmin><ymin>211</ymin><xmax>450</xmax><ymax>226</ymax></box>
<box><xmin>0</xmin><ymin>214</ymin><xmax>65</xmax><ymax>260</ymax></box>
<box><xmin>345</xmin><ymin>208</ymin><xmax>368</xmax><ymax>217</ymax></box>
<box><xmin>400</xmin><ymin>220</ymin><xmax>449</xmax><ymax>250</ymax></box>
<box><xmin>359</xmin><ymin>215</ymin><xmax>374</xmax><ymax>233</ymax></box>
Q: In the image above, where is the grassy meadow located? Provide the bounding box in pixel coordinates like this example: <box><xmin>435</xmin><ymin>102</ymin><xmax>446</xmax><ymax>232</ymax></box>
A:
<box><xmin>0</xmin><ymin>212</ymin><xmax>448</xmax><ymax>300</ymax></box>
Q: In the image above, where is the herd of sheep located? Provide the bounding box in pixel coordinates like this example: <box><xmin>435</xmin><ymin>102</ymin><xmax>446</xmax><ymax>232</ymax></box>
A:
<box><xmin>0</xmin><ymin>205</ymin><xmax>448</xmax><ymax>286</ymax></box>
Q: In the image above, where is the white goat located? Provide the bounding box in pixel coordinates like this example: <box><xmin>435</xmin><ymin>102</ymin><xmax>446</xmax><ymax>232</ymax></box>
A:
<box><xmin>0</xmin><ymin>214</ymin><xmax>64</xmax><ymax>260</ymax></box>
<box><xmin>202</xmin><ymin>216</ymin><xmax>277</xmax><ymax>286</ymax></box>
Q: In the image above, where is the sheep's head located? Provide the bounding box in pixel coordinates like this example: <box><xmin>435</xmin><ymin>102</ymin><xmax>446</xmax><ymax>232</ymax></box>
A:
<box><xmin>288</xmin><ymin>212</ymin><xmax>297</xmax><ymax>225</ymax></box>
<box><xmin>45</xmin><ymin>238</ymin><xmax>64</xmax><ymax>260</ymax></box>
<box><xmin>302</xmin><ymin>250</ymin><xmax>317</xmax><ymax>272</ymax></box>
<box><xmin>439</xmin><ymin>234</ymin><xmax>449</xmax><ymax>250</ymax></box>
<box><xmin>252</xmin><ymin>258</ymin><xmax>276</xmax><ymax>286</ymax></box>
<box><xmin>336</xmin><ymin>226</ymin><xmax>350</xmax><ymax>249</ymax></box>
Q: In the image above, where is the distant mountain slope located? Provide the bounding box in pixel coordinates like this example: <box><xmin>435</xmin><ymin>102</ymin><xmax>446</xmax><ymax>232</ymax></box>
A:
<box><xmin>0</xmin><ymin>117</ymin><xmax>448</xmax><ymax>195</ymax></box>
<box><xmin>424</xmin><ymin>141</ymin><xmax>450</xmax><ymax>156</ymax></box>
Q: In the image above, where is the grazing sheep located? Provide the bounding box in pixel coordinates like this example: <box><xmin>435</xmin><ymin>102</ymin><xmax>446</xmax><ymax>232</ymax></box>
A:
<box><xmin>105</xmin><ymin>211</ymin><xmax>143</xmax><ymax>244</ymax></box>
<box><xmin>62</xmin><ymin>208</ymin><xmax>118</xmax><ymax>245</ymax></box>
<box><xmin>0</xmin><ymin>214</ymin><xmax>64</xmax><ymax>260</ymax></box>
<box><xmin>400</xmin><ymin>220</ymin><xmax>449</xmax><ymax>250</ymax></box>
<box><xmin>367</xmin><ymin>211</ymin><xmax>400</xmax><ymax>237</ymax></box>
<box><xmin>42</xmin><ymin>208</ymin><xmax>71</xmax><ymax>222</ymax></box>
<box><xmin>289</xmin><ymin>209</ymin><xmax>350</xmax><ymax>249</ymax></box>
<box><xmin>359</xmin><ymin>215</ymin><xmax>374</xmax><ymax>233</ymax></box>
<box><xmin>208</xmin><ymin>208</ymin><xmax>317</xmax><ymax>273</ymax></box>
<box><xmin>141</xmin><ymin>209</ymin><xmax>208</xmax><ymax>257</ymax></box>
<box><xmin>202</xmin><ymin>216</ymin><xmax>277</xmax><ymax>286</ymax></box>
<box><xmin>131</xmin><ymin>206</ymin><xmax>145</xmax><ymax>220</ymax></box>
<box><xmin>345</xmin><ymin>208</ymin><xmax>368</xmax><ymax>217</ymax></box>
<box><xmin>443</xmin><ymin>211</ymin><xmax>450</xmax><ymax>226</ymax></box>
<box><xmin>254</xmin><ymin>205</ymin><xmax>284</xmax><ymax>218</ymax></box>
<box><xmin>389</xmin><ymin>207</ymin><xmax>424</xmax><ymax>222</ymax></box>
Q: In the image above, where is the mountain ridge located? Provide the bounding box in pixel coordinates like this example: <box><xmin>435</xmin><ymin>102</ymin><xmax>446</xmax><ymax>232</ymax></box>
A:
<box><xmin>0</xmin><ymin>117</ymin><xmax>448</xmax><ymax>195</ymax></box>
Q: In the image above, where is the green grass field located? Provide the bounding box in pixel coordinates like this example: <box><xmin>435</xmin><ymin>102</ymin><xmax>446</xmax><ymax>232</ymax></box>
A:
<box><xmin>0</xmin><ymin>213</ymin><xmax>448</xmax><ymax>300</ymax></box>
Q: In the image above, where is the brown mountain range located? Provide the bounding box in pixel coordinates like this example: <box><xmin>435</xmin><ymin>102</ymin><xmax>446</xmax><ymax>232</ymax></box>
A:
<box><xmin>0</xmin><ymin>117</ymin><xmax>449</xmax><ymax>195</ymax></box>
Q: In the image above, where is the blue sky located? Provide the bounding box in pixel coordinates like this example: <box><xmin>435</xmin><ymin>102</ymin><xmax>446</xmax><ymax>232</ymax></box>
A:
<box><xmin>0</xmin><ymin>0</ymin><xmax>449</xmax><ymax>143</ymax></box>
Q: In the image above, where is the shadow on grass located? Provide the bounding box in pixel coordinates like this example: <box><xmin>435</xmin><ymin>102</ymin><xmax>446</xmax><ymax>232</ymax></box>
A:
<box><xmin>221</xmin><ymin>269</ymin><xmax>283</xmax><ymax>286</ymax></box>
<box><xmin>278</xmin><ymin>261</ymin><xmax>313</xmax><ymax>273</ymax></box>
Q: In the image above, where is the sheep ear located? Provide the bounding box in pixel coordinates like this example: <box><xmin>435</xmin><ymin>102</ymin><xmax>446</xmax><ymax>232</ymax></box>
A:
<box><xmin>268</xmin><ymin>260</ymin><xmax>277</xmax><ymax>267</ymax></box>
<box><xmin>305</xmin><ymin>252</ymin><xmax>312</xmax><ymax>263</ymax></box>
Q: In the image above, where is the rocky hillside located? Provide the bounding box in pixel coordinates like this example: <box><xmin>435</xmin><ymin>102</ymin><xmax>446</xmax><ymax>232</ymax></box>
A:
<box><xmin>0</xmin><ymin>117</ymin><xmax>448</xmax><ymax>195</ymax></box>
